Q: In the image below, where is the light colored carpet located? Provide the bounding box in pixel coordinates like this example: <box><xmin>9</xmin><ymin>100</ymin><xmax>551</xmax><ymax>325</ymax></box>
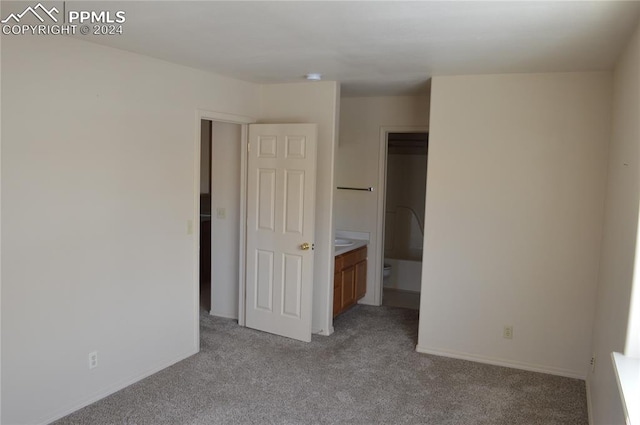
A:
<box><xmin>55</xmin><ymin>306</ymin><xmax>587</xmax><ymax>424</ymax></box>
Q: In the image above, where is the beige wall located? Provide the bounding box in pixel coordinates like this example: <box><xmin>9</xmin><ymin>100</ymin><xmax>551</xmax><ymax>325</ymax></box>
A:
<box><xmin>1</xmin><ymin>35</ymin><xmax>260</xmax><ymax>424</ymax></box>
<box><xmin>418</xmin><ymin>73</ymin><xmax>612</xmax><ymax>379</ymax></box>
<box><xmin>335</xmin><ymin>96</ymin><xmax>430</xmax><ymax>304</ymax></box>
<box><xmin>588</xmin><ymin>22</ymin><xmax>640</xmax><ymax>425</ymax></box>
<box><xmin>259</xmin><ymin>81</ymin><xmax>340</xmax><ymax>335</ymax></box>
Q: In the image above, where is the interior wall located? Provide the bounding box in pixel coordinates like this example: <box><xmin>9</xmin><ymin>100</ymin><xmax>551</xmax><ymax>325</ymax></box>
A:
<box><xmin>210</xmin><ymin>121</ymin><xmax>242</xmax><ymax>319</ymax></box>
<box><xmin>0</xmin><ymin>29</ymin><xmax>3</xmax><ymax>423</ymax></box>
<box><xmin>588</xmin><ymin>21</ymin><xmax>640</xmax><ymax>425</ymax></box>
<box><xmin>258</xmin><ymin>81</ymin><xmax>340</xmax><ymax>335</ymax></box>
<box><xmin>335</xmin><ymin>96</ymin><xmax>430</xmax><ymax>305</ymax></box>
<box><xmin>1</xmin><ymin>35</ymin><xmax>260</xmax><ymax>425</ymax></box>
<box><xmin>418</xmin><ymin>72</ymin><xmax>611</xmax><ymax>379</ymax></box>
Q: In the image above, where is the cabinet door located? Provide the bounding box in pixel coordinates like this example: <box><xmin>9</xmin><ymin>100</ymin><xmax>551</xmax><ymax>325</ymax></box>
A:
<box><xmin>355</xmin><ymin>260</ymin><xmax>367</xmax><ymax>300</ymax></box>
<box><xmin>333</xmin><ymin>273</ymin><xmax>342</xmax><ymax>317</ymax></box>
<box><xmin>342</xmin><ymin>266</ymin><xmax>356</xmax><ymax>309</ymax></box>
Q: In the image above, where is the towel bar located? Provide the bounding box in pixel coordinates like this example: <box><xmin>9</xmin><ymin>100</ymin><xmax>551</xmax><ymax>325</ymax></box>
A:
<box><xmin>337</xmin><ymin>186</ymin><xmax>374</xmax><ymax>192</ymax></box>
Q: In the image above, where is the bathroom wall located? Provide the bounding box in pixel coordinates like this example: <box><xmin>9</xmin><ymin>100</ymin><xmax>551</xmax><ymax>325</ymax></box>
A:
<box><xmin>336</xmin><ymin>96</ymin><xmax>430</xmax><ymax>305</ymax></box>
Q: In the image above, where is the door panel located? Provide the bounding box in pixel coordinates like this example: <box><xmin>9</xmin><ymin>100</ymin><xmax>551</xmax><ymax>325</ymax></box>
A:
<box><xmin>282</xmin><ymin>254</ymin><xmax>302</xmax><ymax>318</ymax></box>
<box><xmin>284</xmin><ymin>170</ymin><xmax>305</xmax><ymax>234</ymax></box>
<box><xmin>255</xmin><ymin>249</ymin><xmax>274</xmax><ymax>311</ymax></box>
<box><xmin>245</xmin><ymin>124</ymin><xmax>317</xmax><ymax>342</ymax></box>
<box><xmin>257</xmin><ymin>169</ymin><xmax>276</xmax><ymax>231</ymax></box>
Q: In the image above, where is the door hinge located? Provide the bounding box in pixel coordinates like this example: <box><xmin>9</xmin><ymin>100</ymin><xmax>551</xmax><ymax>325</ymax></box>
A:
<box><xmin>247</xmin><ymin>141</ymin><xmax>251</xmax><ymax>152</ymax></box>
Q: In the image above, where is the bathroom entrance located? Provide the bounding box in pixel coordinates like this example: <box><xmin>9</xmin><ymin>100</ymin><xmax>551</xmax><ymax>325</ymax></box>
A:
<box><xmin>381</xmin><ymin>131</ymin><xmax>428</xmax><ymax>310</ymax></box>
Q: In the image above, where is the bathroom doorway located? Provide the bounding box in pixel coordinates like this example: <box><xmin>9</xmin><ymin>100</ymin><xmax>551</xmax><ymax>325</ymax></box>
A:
<box><xmin>200</xmin><ymin>120</ymin><xmax>213</xmax><ymax>311</ymax></box>
<box><xmin>380</xmin><ymin>131</ymin><xmax>428</xmax><ymax>310</ymax></box>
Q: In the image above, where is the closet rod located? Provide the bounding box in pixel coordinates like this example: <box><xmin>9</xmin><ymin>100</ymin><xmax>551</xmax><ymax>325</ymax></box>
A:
<box><xmin>337</xmin><ymin>186</ymin><xmax>374</xmax><ymax>192</ymax></box>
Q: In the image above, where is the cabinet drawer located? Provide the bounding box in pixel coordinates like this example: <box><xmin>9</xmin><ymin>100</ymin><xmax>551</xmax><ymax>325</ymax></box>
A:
<box><xmin>341</xmin><ymin>246</ymin><xmax>367</xmax><ymax>270</ymax></box>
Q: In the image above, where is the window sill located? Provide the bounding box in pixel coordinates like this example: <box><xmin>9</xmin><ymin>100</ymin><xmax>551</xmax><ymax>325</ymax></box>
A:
<box><xmin>612</xmin><ymin>352</ymin><xmax>640</xmax><ymax>425</ymax></box>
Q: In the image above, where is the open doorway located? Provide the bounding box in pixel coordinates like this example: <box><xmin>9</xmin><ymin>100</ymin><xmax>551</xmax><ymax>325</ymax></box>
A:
<box><xmin>200</xmin><ymin>120</ymin><xmax>213</xmax><ymax>311</ymax></box>
<box><xmin>199</xmin><ymin>119</ymin><xmax>243</xmax><ymax>319</ymax></box>
<box><xmin>381</xmin><ymin>131</ymin><xmax>428</xmax><ymax>310</ymax></box>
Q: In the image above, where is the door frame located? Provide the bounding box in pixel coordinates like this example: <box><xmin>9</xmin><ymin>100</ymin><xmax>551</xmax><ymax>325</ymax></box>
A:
<box><xmin>193</xmin><ymin>110</ymin><xmax>255</xmax><ymax>350</ymax></box>
<box><xmin>376</xmin><ymin>126</ymin><xmax>429</xmax><ymax>305</ymax></box>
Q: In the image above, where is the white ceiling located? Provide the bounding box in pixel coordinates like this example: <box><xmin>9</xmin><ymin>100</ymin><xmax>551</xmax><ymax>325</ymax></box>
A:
<box><xmin>76</xmin><ymin>1</ymin><xmax>640</xmax><ymax>97</ymax></box>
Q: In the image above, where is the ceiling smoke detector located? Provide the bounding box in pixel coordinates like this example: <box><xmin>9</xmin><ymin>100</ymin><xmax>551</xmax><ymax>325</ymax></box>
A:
<box><xmin>305</xmin><ymin>73</ymin><xmax>322</xmax><ymax>81</ymax></box>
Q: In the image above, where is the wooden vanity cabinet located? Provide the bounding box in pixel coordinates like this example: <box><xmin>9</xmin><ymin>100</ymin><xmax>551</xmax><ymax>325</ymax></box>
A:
<box><xmin>333</xmin><ymin>245</ymin><xmax>367</xmax><ymax>317</ymax></box>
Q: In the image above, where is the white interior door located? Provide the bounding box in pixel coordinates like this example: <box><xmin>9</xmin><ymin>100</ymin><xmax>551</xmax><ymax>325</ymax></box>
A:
<box><xmin>245</xmin><ymin>123</ymin><xmax>317</xmax><ymax>342</ymax></box>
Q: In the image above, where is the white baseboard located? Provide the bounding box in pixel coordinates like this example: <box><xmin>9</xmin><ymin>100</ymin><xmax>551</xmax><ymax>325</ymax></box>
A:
<box><xmin>383</xmin><ymin>287</ymin><xmax>421</xmax><ymax>295</ymax></box>
<box><xmin>36</xmin><ymin>348</ymin><xmax>198</xmax><ymax>425</ymax></box>
<box><xmin>209</xmin><ymin>310</ymin><xmax>238</xmax><ymax>320</ymax></box>
<box><xmin>415</xmin><ymin>345</ymin><xmax>586</xmax><ymax>380</ymax></box>
<box><xmin>314</xmin><ymin>325</ymin><xmax>334</xmax><ymax>336</ymax></box>
<box><xmin>585</xmin><ymin>377</ymin><xmax>594</xmax><ymax>425</ymax></box>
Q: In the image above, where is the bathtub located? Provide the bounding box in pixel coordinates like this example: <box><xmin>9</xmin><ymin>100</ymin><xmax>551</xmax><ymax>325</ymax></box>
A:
<box><xmin>383</xmin><ymin>258</ymin><xmax>422</xmax><ymax>293</ymax></box>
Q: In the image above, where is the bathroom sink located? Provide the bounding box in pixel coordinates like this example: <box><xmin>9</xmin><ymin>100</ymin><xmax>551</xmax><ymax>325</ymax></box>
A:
<box><xmin>335</xmin><ymin>238</ymin><xmax>354</xmax><ymax>247</ymax></box>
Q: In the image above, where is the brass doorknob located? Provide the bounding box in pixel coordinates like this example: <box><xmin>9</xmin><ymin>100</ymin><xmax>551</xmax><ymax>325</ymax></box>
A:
<box><xmin>300</xmin><ymin>242</ymin><xmax>311</xmax><ymax>251</ymax></box>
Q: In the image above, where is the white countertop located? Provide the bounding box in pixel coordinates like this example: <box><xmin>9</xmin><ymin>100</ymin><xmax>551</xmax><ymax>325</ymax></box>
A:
<box><xmin>334</xmin><ymin>238</ymin><xmax>368</xmax><ymax>256</ymax></box>
<box><xmin>612</xmin><ymin>352</ymin><xmax>640</xmax><ymax>425</ymax></box>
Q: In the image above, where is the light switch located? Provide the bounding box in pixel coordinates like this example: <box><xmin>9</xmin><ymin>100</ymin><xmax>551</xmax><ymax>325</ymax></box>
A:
<box><xmin>216</xmin><ymin>208</ymin><xmax>226</xmax><ymax>219</ymax></box>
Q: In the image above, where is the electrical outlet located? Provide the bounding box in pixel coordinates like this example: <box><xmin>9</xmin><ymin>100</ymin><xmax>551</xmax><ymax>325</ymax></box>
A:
<box><xmin>88</xmin><ymin>351</ymin><xmax>98</xmax><ymax>369</ymax></box>
<box><xmin>503</xmin><ymin>326</ymin><xmax>513</xmax><ymax>339</ymax></box>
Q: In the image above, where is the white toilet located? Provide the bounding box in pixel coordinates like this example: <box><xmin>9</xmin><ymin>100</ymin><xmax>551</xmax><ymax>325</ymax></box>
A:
<box><xmin>383</xmin><ymin>263</ymin><xmax>392</xmax><ymax>278</ymax></box>
<box><xmin>383</xmin><ymin>263</ymin><xmax>392</xmax><ymax>284</ymax></box>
